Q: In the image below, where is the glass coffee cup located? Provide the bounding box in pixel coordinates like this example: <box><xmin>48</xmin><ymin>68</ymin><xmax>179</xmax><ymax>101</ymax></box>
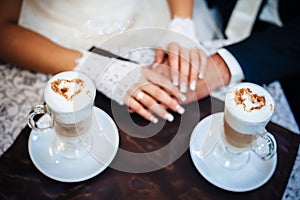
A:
<box><xmin>28</xmin><ymin>71</ymin><xmax>96</xmax><ymax>159</ymax></box>
<box><xmin>213</xmin><ymin>82</ymin><xmax>276</xmax><ymax>170</ymax></box>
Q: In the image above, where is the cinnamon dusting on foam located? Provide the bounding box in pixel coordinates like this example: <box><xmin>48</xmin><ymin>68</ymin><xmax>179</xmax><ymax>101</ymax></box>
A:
<box><xmin>234</xmin><ymin>88</ymin><xmax>266</xmax><ymax>112</ymax></box>
<box><xmin>51</xmin><ymin>78</ymin><xmax>85</xmax><ymax>101</ymax></box>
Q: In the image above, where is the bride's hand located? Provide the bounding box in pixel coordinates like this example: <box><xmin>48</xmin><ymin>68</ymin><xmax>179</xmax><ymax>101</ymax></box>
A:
<box><xmin>155</xmin><ymin>42</ymin><xmax>207</xmax><ymax>93</ymax></box>
<box><xmin>78</xmin><ymin>51</ymin><xmax>186</xmax><ymax>123</ymax></box>
<box><xmin>124</xmin><ymin>68</ymin><xmax>186</xmax><ymax>123</ymax></box>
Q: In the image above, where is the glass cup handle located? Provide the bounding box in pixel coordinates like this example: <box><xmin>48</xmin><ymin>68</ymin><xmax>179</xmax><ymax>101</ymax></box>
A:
<box><xmin>28</xmin><ymin>104</ymin><xmax>54</xmax><ymax>130</ymax></box>
<box><xmin>251</xmin><ymin>131</ymin><xmax>277</xmax><ymax>160</ymax></box>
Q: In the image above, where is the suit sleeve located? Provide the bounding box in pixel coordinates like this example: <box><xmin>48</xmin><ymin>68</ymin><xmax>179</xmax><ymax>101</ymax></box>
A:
<box><xmin>225</xmin><ymin>16</ymin><xmax>300</xmax><ymax>84</ymax></box>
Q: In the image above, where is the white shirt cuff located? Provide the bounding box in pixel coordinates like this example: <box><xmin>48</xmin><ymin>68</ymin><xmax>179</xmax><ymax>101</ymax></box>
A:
<box><xmin>217</xmin><ymin>48</ymin><xmax>245</xmax><ymax>86</ymax></box>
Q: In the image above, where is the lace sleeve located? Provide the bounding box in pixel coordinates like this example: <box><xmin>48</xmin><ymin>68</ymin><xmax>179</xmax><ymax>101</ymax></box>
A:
<box><xmin>74</xmin><ymin>51</ymin><xmax>141</xmax><ymax>105</ymax></box>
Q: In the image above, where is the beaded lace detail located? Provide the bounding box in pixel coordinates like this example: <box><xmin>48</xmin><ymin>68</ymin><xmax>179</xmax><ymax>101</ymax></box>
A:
<box><xmin>74</xmin><ymin>51</ymin><xmax>141</xmax><ymax>105</ymax></box>
<box><xmin>96</xmin><ymin>60</ymin><xmax>141</xmax><ymax>105</ymax></box>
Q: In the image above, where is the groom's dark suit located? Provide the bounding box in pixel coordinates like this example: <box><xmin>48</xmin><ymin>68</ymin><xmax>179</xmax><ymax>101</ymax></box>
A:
<box><xmin>207</xmin><ymin>0</ymin><xmax>300</xmax><ymax>127</ymax></box>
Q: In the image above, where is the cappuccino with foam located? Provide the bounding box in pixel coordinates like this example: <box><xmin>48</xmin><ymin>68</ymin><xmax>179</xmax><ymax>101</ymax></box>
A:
<box><xmin>223</xmin><ymin>82</ymin><xmax>275</xmax><ymax>150</ymax></box>
<box><xmin>212</xmin><ymin>82</ymin><xmax>276</xmax><ymax>169</ymax></box>
<box><xmin>28</xmin><ymin>71</ymin><xmax>96</xmax><ymax>159</ymax></box>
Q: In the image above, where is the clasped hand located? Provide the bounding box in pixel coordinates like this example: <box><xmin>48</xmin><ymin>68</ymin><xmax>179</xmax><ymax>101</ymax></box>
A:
<box><xmin>125</xmin><ymin>42</ymin><xmax>214</xmax><ymax>123</ymax></box>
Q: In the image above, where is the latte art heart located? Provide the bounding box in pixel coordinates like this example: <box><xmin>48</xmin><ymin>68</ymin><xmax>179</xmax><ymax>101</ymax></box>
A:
<box><xmin>225</xmin><ymin>83</ymin><xmax>275</xmax><ymax>133</ymax></box>
<box><xmin>51</xmin><ymin>78</ymin><xmax>85</xmax><ymax>101</ymax></box>
<box><xmin>233</xmin><ymin>87</ymin><xmax>266</xmax><ymax>112</ymax></box>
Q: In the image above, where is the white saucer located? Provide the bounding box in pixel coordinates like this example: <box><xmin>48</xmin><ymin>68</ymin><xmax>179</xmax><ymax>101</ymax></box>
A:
<box><xmin>189</xmin><ymin>112</ymin><xmax>277</xmax><ymax>192</ymax></box>
<box><xmin>28</xmin><ymin>107</ymin><xmax>119</xmax><ymax>182</ymax></box>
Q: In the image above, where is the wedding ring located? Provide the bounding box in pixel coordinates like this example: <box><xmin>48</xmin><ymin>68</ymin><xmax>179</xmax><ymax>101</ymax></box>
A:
<box><xmin>136</xmin><ymin>91</ymin><xmax>145</xmax><ymax>101</ymax></box>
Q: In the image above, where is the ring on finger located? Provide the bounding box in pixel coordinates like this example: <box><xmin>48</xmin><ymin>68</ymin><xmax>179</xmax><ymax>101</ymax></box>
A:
<box><xmin>136</xmin><ymin>91</ymin><xmax>145</xmax><ymax>101</ymax></box>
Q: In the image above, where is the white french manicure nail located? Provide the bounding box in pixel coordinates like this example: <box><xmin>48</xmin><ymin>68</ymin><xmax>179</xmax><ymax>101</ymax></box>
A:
<box><xmin>180</xmin><ymin>82</ymin><xmax>187</xmax><ymax>93</ymax></box>
<box><xmin>198</xmin><ymin>73</ymin><xmax>204</xmax><ymax>79</ymax></box>
<box><xmin>179</xmin><ymin>94</ymin><xmax>187</xmax><ymax>102</ymax></box>
<box><xmin>152</xmin><ymin>63</ymin><xmax>158</xmax><ymax>68</ymax></box>
<box><xmin>165</xmin><ymin>113</ymin><xmax>174</xmax><ymax>122</ymax></box>
<box><xmin>190</xmin><ymin>81</ymin><xmax>196</xmax><ymax>91</ymax></box>
<box><xmin>172</xmin><ymin>75</ymin><xmax>179</xmax><ymax>86</ymax></box>
<box><xmin>151</xmin><ymin>116</ymin><xmax>159</xmax><ymax>124</ymax></box>
<box><xmin>176</xmin><ymin>105</ymin><xmax>185</xmax><ymax>114</ymax></box>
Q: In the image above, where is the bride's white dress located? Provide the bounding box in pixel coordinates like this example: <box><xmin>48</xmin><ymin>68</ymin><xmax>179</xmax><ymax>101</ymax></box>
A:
<box><xmin>19</xmin><ymin>0</ymin><xmax>170</xmax><ymax>50</ymax></box>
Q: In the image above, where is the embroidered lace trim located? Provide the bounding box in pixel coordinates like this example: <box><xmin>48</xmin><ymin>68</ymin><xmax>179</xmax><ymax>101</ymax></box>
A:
<box><xmin>74</xmin><ymin>51</ymin><xmax>141</xmax><ymax>105</ymax></box>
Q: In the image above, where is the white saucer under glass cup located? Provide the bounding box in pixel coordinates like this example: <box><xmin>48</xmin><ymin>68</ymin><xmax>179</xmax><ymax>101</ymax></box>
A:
<box><xmin>213</xmin><ymin>82</ymin><xmax>277</xmax><ymax>170</ymax></box>
<box><xmin>28</xmin><ymin>71</ymin><xmax>96</xmax><ymax>159</ymax></box>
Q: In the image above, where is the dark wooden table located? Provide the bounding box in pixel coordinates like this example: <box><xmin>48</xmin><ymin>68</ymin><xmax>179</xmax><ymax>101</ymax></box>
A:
<box><xmin>0</xmin><ymin>92</ymin><xmax>299</xmax><ymax>200</ymax></box>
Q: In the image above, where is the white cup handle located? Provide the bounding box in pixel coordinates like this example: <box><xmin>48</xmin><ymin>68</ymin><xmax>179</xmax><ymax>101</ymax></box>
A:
<box><xmin>28</xmin><ymin>104</ymin><xmax>54</xmax><ymax>130</ymax></box>
<box><xmin>251</xmin><ymin>131</ymin><xmax>277</xmax><ymax>160</ymax></box>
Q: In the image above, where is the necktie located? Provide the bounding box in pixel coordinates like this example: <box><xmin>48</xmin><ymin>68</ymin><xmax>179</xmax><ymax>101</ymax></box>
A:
<box><xmin>225</xmin><ymin>0</ymin><xmax>263</xmax><ymax>41</ymax></box>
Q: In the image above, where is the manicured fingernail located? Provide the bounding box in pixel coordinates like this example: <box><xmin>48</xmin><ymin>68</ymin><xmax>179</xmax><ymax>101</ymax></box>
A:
<box><xmin>172</xmin><ymin>75</ymin><xmax>179</xmax><ymax>86</ymax></box>
<box><xmin>179</xmin><ymin>94</ymin><xmax>187</xmax><ymax>102</ymax></box>
<box><xmin>152</xmin><ymin>63</ymin><xmax>159</xmax><ymax>68</ymax></box>
<box><xmin>198</xmin><ymin>73</ymin><xmax>204</xmax><ymax>79</ymax></box>
<box><xmin>164</xmin><ymin>113</ymin><xmax>174</xmax><ymax>122</ymax></box>
<box><xmin>190</xmin><ymin>80</ymin><xmax>196</xmax><ymax>91</ymax></box>
<box><xmin>151</xmin><ymin>116</ymin><xmax>159</xmax><ymax>124</ymax></box>
<box><xmin>176</xmin><ymin>105</ymin><xmax>185</xmax><ymax>114</ymax></box>
<box><xmin>180</xmin><ymin>82</ymin><xmax>187</xmax><ymax>93</ymax></box>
